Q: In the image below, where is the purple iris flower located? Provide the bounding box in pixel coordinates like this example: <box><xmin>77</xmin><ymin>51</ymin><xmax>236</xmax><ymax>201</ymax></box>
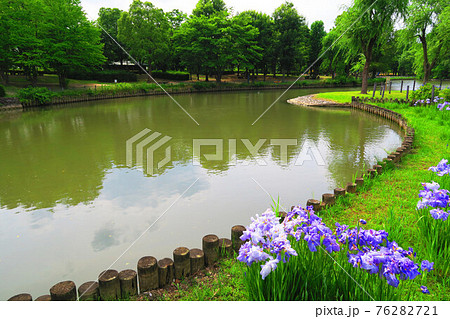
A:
<box><xmin>421</xmin><ymin>260</ymin><xmax>434</xmax><ymax>272</ymax></box>
<box><xmin>420</xmin><ymin>286</ymin><xmax>430</xmax><ymax>294</ymax></box>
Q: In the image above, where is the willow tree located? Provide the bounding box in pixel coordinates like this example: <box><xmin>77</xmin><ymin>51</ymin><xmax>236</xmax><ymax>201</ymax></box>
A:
<box><xmin>337</xmin><ymin>0</ymin><xmax>408</xmax><ymax>94</ymax></box>
<box><xmin>403</xmin><ymin>0</ymin><xmax>447</xmax><ymax>83</ymax></box>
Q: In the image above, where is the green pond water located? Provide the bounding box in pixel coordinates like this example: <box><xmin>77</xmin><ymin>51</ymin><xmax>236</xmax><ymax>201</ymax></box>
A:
<box><xmin>0</xmin><ymin>87</ymin><xmax>403</xmax><ymax>299</ymax></box>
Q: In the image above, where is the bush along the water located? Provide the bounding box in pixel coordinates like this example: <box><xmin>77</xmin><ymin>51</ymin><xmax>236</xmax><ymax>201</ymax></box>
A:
<box><xmin>411</xmin><ymin>84</ymin><xmax>450</xmax><ymax>102</ymax></box>
<box><xmin>416</xmin><ymin>159</ymin><xmax>450</xmax><ymax>286</ymax></box>
<box><xmin>238</xmin><ymin>207</ymin><xmax>432</xmax><ymax>301</ymax></box>
<box><xmin>17</xmin><ymin>86</ymin><xmax>55</xmax><ymax>105</ymax></box>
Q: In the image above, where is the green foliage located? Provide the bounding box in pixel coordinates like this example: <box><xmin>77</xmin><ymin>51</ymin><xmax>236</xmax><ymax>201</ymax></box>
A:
<box><xmin>309</xmin><ymin>20</ymin><xmax>326</xmax><ymax>77</ymax></box>
<box><xmin>152</xmin><ymin>70</ymin><xmax>190</xmax><ymax>81</ymax></box>
<box><xmin>97</xmin><ymin>7</ymin><xmax>125</xmax><ymax>64</ymax></box>
<box><xmin>410</xmin><ymin>84</ymin><xmax>440</xmax><ymax>100</ymax></box>
<box><xmin>68</xmin><ymin>70</ymin><xmax>137</xmax><ymax>83</ymax></box>
<box><xmin>17</xmin><ymin>87</ymin><xmax>55</xmax><ymax>105</ymax></box>
<box><xmin>192</xmin><ymin>82</ymin><xmax>217</xmax><ymax>90</ymax></box>
<box><xmin>118</xmin><ymin>0</ymin><xmax>170</xmax><ymax>73</ymax></box>
<box><xmin>0</xmin><ymin>84</ymin><xmax>5</xmax><ymax>97</ymax></box>
<box><xmin>273</xmin><ymin>2</ymin><xmax>309</xmax><ymax>76</ymax></box>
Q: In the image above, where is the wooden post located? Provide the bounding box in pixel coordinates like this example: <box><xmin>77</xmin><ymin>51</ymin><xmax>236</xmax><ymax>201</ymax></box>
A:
<box><xmin>8</xmin><ymin>293</ymin><xmax>32</xmax><ymax>301</ymax></box>
<box><xmin>372</xmin><ymin>83</ymin><xmax>377</xmax><ymax>98</ymax></box>
<box><xmin>355</xmin><ymin>177</ymin><xmax>364</xmax><ymax>188</ymax></box>
<box><xmin>334</xmin><ymin>188</ymin><xmax>346</xmax><ymax>197</ymax></box>
<box><xmin>346</xmin><ymin>183</ymin><xmax>357</xmax><ymax>194</ymax></box>
<box><xmin>218</xmin><ymin>238</ymin><xmax>232</xmax><ymax>258</ymax></box>
<box><xmin>413</xmin><ymin>80</ymin><xmax>416</xmax><ymax>91</ymax></box>
<box><xmin>158</xmin><ymin>258</ymin><xmax>174</xmax><ymax>287</ymax></box>
<box><xmin>382</xmin><ymin>86</ymin><xmax>385</xmax><ymax>99</ymax></box>
<box><xmin>119</xmin><ymin>269</ymin><xmax>138</xmax><ymax>299</ymax></box>
<box><xmin>389</xmin><ymin>81</ymin><xmax>392</xmax><ymax>94</ymax></box>
<box><xmin>98</xmin><ymin>270</ymin><xmax>120</xmax><ymax>301</ymax></box>
<box><xmin>202</xmin><ymin>234</ymin><xmax>219</xmax><ymax>266</ymax></box>
<box><xmin>231</xmin><ymin>225</ymin><xmax>245</xmax><ymax>252</ymax></box>
<box><xmin>406</xmin><ymin>86</ymin><xmax>409</xmax><ymax>100</ymax></box>
<box><xmin>78</xmin><ymin>281</ymin><xmax>99</xmax><ymax>301</ymax></box>
<box><xmin>322</xmin><ymin>193</ymin><xmax>336</xmax><ymax>206</ymax></box>
<box><xmin>137</xmin><ymin>256</ymin><xmax>159</xmax><ymax>293</ymax></box>
<box><xmin>50</xmin><ymin>281</ymin><xmax>77</xmax><ymax>301</ymax></box>
<box><xmin>189</xmin><ymin>248</ymin><xmax>205</xmax><ymax>274</ymax></box>
<box><xmin>431</xmin><ymin>85</ymin><xmax>435</xmax><ymax>100</ymax></box>
<box><xmin>440</xmin><ymin>79</ymin><xmax>443</xmax><ymax>90</ymax></box>
<box><xmin>173</xmin><ymin>247</ymin><xmax>190</xmax><ymax>279</ymax></box>
<box><xmin>367</xmin><ymin>168</ymin><xmax>377</xmax><ymax>178</ymax></box>
<box><xmin>400</xmin><ymin>80</ymin><xmax>403</xmax><ymax>92</ymax></box>
<box><xmin>306</xmin><ymin>199</ymin><xmax>321</xmax><ymax>212</ymax></box>
<box><xmin>35</xmin><ymin>295</ymin><xmax>51</xmax><ymax>301</ymax></box>
<box><xmin>373</xmin><ymin>164</ymin><xmax>383</xmax><ymax>175</ymax></box>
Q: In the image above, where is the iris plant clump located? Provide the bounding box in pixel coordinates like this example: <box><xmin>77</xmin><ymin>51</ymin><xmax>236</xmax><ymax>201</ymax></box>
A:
<box><xmin>415</xmin><ymin>159</ymin><xmax>450</xmax><ymax>287</ymax></box>
<box><xmin>239</xmin><ymin>206</ymin><xmax>432</xmax><ymax>300</ymax></box>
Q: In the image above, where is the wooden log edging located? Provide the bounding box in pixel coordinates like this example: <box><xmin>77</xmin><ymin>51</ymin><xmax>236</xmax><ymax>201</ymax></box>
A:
<box><xmin>7</xmin><ymin>225</ymin><xmax>247</xmax><ymax>301</ymax></box>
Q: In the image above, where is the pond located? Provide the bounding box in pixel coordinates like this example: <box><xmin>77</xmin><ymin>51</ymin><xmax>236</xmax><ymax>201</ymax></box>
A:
<box><xmin>0</xmin><ymin>87</ymin><xmax>403</xmax><ymax>300</ymax></box>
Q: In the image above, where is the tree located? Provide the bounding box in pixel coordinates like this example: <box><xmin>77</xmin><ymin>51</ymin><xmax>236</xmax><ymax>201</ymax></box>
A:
<box><xmin>337</xmin><ymin>0</ymin><xmax>408</xmax><ymax>94</ymax></box>
<box><xmin>166</xmin><ymin>9</ymin><xmax>187</xmax><ymax>71</ymax></box>
<box><xmin>230</xmin><ymin>14</ymin><xmax>262</xmax><ymax>83</ymax></box>
<box><xmin>0</xmin><ymin>0</ymin><xmax>46</xmax><ymax>85</ymax></box>
<box><xmin>118</xmin><ymin>0</ymin><xmax>170</xmax><ymax>77</ymax></box>
<box><xmin>403</xmin><ymin>0</ymin><xmax>448</xmax><ymax>83</ymax></box>
<box><xmin>0</xmin><ymin>0</ymin><xmax>18</xmax><ymax>84</ymax></box>
<box><xmin>273</xmin><ymin>2</ymin><xmax>309</xmax><ymax>80</ymax></box>
<box><xmin>309</xmin><ymin>21</ymin><xmax>326</xmax><ymax>78</ymax></box>
<box><xmin>237</xmin><ymin>11</ymin><xmax>275</xmax><ymax>81</ymax></box>
<box><xmin>192</xmin><ymin>0</ymin><xmax>227</xmax><ymax>17</ymax></box>
<box><xmin>97</xmin><ymin>7</ymin><xmax>126</xmax><ymax>65</ymax></box>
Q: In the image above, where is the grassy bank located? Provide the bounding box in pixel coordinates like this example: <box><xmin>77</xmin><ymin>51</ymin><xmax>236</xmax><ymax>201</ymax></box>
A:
<box><xmin>315</xmin><ymin>91</ymin><xmax>450</xmax><ymax>300</ymax></box>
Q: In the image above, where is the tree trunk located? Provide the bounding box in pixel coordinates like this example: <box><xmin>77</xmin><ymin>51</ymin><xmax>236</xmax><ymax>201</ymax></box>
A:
<box><xmin>197</xmin><ymin>73</ymin><xmax>199</xmax><ymax>81</ymax></box>
<box><xmin>215</xmin><ymin>71</ymin><xmax>222</xmax><ymax>83</ymax></box>
<box><xmin>58</xmin><ymin>72</ymin><xmax>67</xmax><ymax>90</ymax></box>
<box><xmin>361</xmin><ymin>40</ymin><xmax>374</xmax><ymax>94</ymax></box>
<box><xmin>205</xmin><ymin>73</ymin><xmax>209</xmax><ymax>82</ymax></box>
<box><xmin>1</xmin><ymin>70</ymin><xmax>9</xmax><ymax>85</ymax></box>
<box><xmin>419</xmin><ymin>30</ymin><xmax>430</xmax><ymax>84</ymax></box>
<box><xmin>147</xmin><ymin>58</ymin><xmax>152</xmax><ymax>83</ymax></box>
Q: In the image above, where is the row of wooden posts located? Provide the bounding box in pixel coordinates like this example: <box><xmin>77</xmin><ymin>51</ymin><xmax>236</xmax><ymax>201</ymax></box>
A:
<box><xmin>374</xmin><ymin>79</ymin><xmax>445</xmax><ymax>101</ymax></box>
<box><xmin>7</xmin><ymin>229</ymin><xmax>247</xmax><ymax>301</ymax></box>
<box><xmin>7</xmin><ymin>98</ymin><xmax>414</xmax><ymax>301</ymax></box>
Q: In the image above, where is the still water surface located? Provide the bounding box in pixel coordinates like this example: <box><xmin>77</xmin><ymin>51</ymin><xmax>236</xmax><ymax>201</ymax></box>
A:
<box><xmin>0</xmin><ymin>88</ymin><xmax>403</xmax><ymax>299</ymax></box>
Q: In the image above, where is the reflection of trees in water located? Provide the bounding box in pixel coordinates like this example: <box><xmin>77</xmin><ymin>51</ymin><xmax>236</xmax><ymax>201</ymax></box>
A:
<box><xmin>0</xmin><ymin>95</ymin><xmax>401</xmax><ymax>211</ymax></box>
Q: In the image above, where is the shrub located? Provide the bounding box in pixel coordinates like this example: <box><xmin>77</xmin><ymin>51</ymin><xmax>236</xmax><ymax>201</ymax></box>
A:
<box><xmin>17</xmin><ymin>87</ymin><xmax>55</xmax><ymax>105</ymax></box>
<box><xmin>0</xmin><ymin>84</ymin><xmax>5</xmax><ymax>97</ymax></box>
<box><xmin>68</xmin><ymin>70</ymin><xmax>138</xmax><ymax>83</ymax></box>
<box><xmin>152</xmin><ymin>70</ymin><xmax>190</xmax><ymax>81</ymax></box>
<box><xmin>192</xmin><ymin>82</ymin><xmax>217</xmax><ymax>90</ymax></box>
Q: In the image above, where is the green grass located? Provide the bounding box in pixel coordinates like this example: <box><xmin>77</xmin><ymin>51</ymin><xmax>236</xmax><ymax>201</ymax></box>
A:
<box><xmin>156</xmin><ymin>258</ymin><xmax>246</xmax><ymax>301</ymax></box>
<box><xmin>317</xmin><ymin>90</ymin><xmax>408</xmax><ymax>104</ymax></box>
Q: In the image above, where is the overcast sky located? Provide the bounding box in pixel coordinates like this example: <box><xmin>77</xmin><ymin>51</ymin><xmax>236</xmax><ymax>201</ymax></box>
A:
<box><xmin>80</xmin><ymin>0</ymin><xmax>353</xmax><ymax>31</ymax></box>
